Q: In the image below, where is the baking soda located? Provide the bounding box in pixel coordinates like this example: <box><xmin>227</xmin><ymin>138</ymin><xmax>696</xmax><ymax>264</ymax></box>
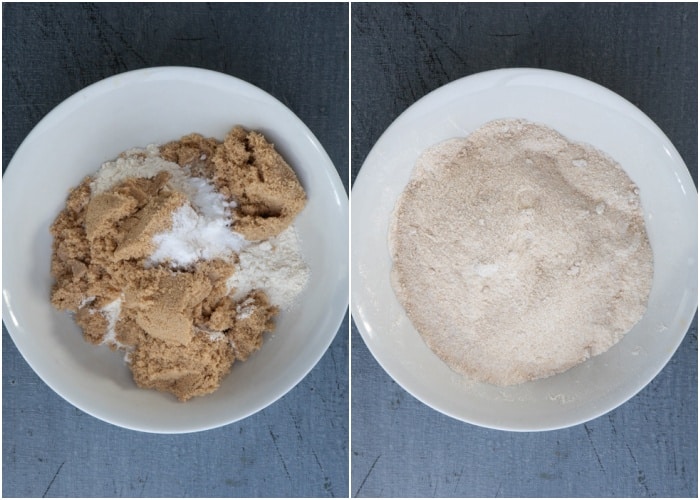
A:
<box><xmin>148</xmin><ymin>203</ymin><xmax>247</xmax><ymax>268</ymax></box>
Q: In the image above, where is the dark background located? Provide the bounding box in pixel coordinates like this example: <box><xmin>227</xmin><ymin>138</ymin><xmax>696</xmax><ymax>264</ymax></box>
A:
<box><xmin>351</xmin><ymin>3</ymin><xmax>697</xmax><ymax>497</ymax></box>
<box><xmin>3</xmin><ymin>3</ymin><xmax>348</xmax><ymax>497</ymax></box>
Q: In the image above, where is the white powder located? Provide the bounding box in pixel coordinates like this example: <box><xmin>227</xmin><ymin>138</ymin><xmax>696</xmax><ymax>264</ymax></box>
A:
<box><xmin>228</xmin><ymin>226</ymin><xmax>310</xmax><ymax>310</ymax></box>
<box><xmin>390</xmin><ymin>118</ymin><xmax>653</xmax><ymax>386</ymax></box>
<box><xmin>195</xmin><ymin>326</ymin><xmax>226</xmax><ymax>342</ymax></box>
<box><xmin>148</xmin><ymin>203</ymin><xmax>247</xmax><ymax>268</ymax></box>
<box><xmin>236</xmin><ymin>296</ymin><xmax>257</xmax><ymax>320</ymax></box>
<box><xmin>99</xmin><ymin>297</ymin><xmax>131</xmax><ymax>354</ymax></box>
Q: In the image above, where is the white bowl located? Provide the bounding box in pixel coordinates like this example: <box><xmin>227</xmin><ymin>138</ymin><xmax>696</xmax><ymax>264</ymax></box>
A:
<box><xmin>351</xmin><ymin>68</ymin><xmax>697</xmax><ymax>431</ymax></box>
<box><xmin>3</xmin><ymin>67</ymin><xmax>348</xmax><ymax>433</ymax></box>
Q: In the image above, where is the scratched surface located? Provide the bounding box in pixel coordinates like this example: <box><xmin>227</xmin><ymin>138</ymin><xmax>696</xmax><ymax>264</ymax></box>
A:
<box><xmin>351</xmin><ymin>3</ymin><xmax>697</xmax><ymax>498</ymax></box>
<box><xmin>3</xmin><ymin>3</ymin><xmax>348</xmax><ymax>497</ymax></box>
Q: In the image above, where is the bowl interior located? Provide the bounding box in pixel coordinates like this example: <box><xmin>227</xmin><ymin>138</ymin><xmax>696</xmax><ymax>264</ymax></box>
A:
<box><xmin>351</xmin><ymin>68</ymin><xmax>697</xmax><ymax>431</ymax></box>
<box><xmin>3</xmin><ymin>67</ymin><xmax>348</xmax><ymax>433</ymax></box>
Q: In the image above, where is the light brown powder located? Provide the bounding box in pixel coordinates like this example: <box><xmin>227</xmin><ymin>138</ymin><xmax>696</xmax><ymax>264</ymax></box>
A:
<box><xmin>50</xmin><ymin>126</ymin><xmax>304</xmax><ymax>401</ymax></box>
<box><xmin>390</xmin><ymin>118</ymin><xmax>653</xmax><ymax>386</ymax></box>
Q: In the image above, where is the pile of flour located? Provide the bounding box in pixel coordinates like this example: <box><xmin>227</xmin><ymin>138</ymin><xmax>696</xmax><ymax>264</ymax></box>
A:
<box><xmin>389</xmin><ymin>118</ymin><xmax>653</xmax><ymax>386</ymax></box>
<box><xmin>227</xmin><ymin>227</ymin><xmax>310</xmax><ymax>310</ymax></box>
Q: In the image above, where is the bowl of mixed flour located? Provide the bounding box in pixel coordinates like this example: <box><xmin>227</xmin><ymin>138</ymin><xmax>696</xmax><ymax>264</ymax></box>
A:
<box><xmin>3</xmin><ymin>67</ymin><xmax>348</xmax><ymax>433</ymax></box>
<box><xmin>352</xmin><ymin>68</ymin><xmax>697</xmax><ymax>431</ymax></box>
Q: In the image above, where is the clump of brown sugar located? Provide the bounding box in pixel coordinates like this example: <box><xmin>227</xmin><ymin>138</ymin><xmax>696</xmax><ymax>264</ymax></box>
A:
<box><xmin>161</xmin><ymin>126</ymin><xmax>307</xmax><ymax>240</ymax></box>
<box><xmin>128</xmin><ymin>290</ymin><xmax>276</xmax><ymax>400</ymax></box>
<box><xmin>49</xmin><ymin>126</ymin><xmax>306</xmax><ymax>401</ymax></box>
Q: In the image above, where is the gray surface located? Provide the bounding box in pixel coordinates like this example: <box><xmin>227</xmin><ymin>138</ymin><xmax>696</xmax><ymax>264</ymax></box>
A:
<box><xmin>3</xmin><ymin>3</ymin><xmax>348</xmax><ymax>497</ymax></box>
<box><xmin>351</xmin><ymin>3</ymin><xmax>697</xmax><ymax>498</ymax></box>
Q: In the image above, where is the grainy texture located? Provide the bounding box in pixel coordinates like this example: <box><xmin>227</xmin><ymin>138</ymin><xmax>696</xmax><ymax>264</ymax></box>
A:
<box><xmin>50</xmin><ymin>128</ymin><xmax>307</xmax><ymax>402</ymax></box>
<box><xmin>210</xmin><ymin>126</ymin><xmax>308</xmax><ymax>241</ymax></box>
<box><xmin>390</xmin><ymin>119</ymin><xmax>653</xmax><ymax>386</ymax></box>
<box><xmin>352</xmin><ymin>3</ymin><xmax>697</xmax><ymax>498</ymax></box>
<box><xmin>3</xmin><ymin>3</ymin><xmax>348</xmax><ymax>497</ymax></box>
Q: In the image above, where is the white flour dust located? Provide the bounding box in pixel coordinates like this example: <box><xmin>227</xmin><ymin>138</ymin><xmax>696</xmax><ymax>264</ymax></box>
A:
<box><xmin>228</xmin><ymin>226</ymin><xmax>310</xmax><ymax>311</ymax></box>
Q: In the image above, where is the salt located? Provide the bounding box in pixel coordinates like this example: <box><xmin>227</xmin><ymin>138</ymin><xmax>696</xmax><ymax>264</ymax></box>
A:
<box><xmin>147</xmin><ymin>169</ymin><xmax>247</xmax><ymax>267</ymax></box>
<box><xmin>148</xmin><ymin>204</ymin><xmax>247</xmax><ymax>268</ymax></box>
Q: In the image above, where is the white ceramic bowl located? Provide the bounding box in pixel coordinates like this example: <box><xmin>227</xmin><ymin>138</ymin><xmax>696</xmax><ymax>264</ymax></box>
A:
<box><xmin>3</xmin><ymin>67</ymin><xmax>348</xmax><ymax>433</ymax></box>
<box><xmin>351</xmin><ymin>68</ymin><xmax>697</xmax><ymax>431</ymax></box>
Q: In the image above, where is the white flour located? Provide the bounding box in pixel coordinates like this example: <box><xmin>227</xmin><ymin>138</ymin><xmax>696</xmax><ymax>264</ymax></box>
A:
<box><xmin>99</xmin><ymin>297</ymin><xmax>131</xmax><ymax>352</ymax></box>
<box><xmin>389</xmin><ymin>118</ymin><xmax>654</xmax><ymax>386</ymax></box>
<box><xmin>228</xmin><ymin>226</ymin><xmax>310</xmax><ymax>310</ymax></box>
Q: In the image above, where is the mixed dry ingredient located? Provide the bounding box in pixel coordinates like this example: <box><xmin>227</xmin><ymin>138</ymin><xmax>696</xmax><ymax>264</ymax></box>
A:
<box><xmin>389</xmin><ymin>118</ymin><xmax>653</xmax><ymax>386</ymax></box>
<box><xmin>50</xmin><ymin>126</ymin><xmax>310</xmax><ymax>401</ymax></box>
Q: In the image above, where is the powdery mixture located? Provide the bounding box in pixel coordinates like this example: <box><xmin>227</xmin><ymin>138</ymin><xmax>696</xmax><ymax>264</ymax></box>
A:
<box><xmin>50</xmin><ymin>126</ymin><xmax>309</xmax><ymax>401</ymax></box>
<box><xmin>389</xmin><ymin>118</ymin><xmax>653</xmax><ymax>386</ymax></box>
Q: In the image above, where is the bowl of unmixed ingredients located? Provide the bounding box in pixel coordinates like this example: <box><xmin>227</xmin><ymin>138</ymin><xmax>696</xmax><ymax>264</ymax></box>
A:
<box><xmin>3</xmin><ymin>67</ymin><xmax>348</xmax><ymax>433</ymax></box>
<box><xmin>352</xmin><ymin>68</ymin><xmax>697</xmax><ymax>431</ymax></box>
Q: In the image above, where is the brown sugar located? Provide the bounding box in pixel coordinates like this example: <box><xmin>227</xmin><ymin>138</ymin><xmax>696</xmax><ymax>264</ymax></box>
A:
<box><xmin>129</xmin><ymin>332</ymin><xmax>237</xmax><ymax>401</ymax></box>
<box><xmin>162</xmin><ymin>127</ymin><xmax>307</xmax><ymax>241</ymax></box>
<box><xmin>160</xmin><ymin>133</ymin><xmax>219</xmax><ymax>178</ymax></box>
<box><xmin>49</xmin><ymin>126</ymin><xmax>307</xmax><ymax>401</ymax></box>
<box><xmin>75</xmin><ymin>306</ymin><xmax>108</xmax><ymax>345</ymax></box>
<box><xmin>128</xmin><ymin>288</ymin><xmax>277</xmax><ymax>401</ymax></box>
